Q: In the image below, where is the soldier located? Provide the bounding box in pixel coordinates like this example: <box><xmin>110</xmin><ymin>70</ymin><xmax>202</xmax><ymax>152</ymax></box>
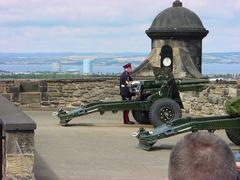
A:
<box><xmin>120</xmin><ymin>63</ymin><xmax>135</xmax><ymax>124</ymax></box>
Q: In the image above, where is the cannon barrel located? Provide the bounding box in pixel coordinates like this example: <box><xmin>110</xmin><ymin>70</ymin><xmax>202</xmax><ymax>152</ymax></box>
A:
<box><xmin>141</xmin><ymin>78</ymin><xmax>209</xmax><ymax>92</ymax></box>
<box><xmin>177</xmin><ymin>79</ymin><xmax>209</xmax><ymax>91</ymax></box>
<box><xmin>176</xmin><ymin>79</ymin><xmax>209</xmax><ymax>85</ymax></box>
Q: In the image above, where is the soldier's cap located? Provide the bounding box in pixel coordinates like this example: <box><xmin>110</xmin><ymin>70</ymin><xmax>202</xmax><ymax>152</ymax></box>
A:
<box><xmin>123</xmin><ymin>63</ymin><xmax>132</xmax><ymax>69</ymax></box>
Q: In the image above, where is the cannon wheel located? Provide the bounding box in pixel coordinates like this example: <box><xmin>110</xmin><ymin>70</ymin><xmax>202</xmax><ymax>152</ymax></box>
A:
<box><xmin>225</xmin><ymin>129</ymin><xmax>240</xmax><ymax>145</ymax></box>
<box><xmin>149</xmin><ymin>98</ymin><xmax>182</xmax><ymax>128</ymax></box>
<box><xmin>132</xmin><ymin>110</ymin><xmax>150</xmax><ymax>124</ymax></box>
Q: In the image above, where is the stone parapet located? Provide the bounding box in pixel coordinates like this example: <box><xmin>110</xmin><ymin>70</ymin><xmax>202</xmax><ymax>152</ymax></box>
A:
<box><xmin>0</xmin><ymin>78</ymin><xmax>239</xmax><ymax>116</ymax></box>
<box><xmin>0</xmin><ymin>78</ymin><xmax>120</xmax><ymax>109</ymax></box>
<box><xmin>0</xmin><ymin>95</ymin><xmax>36</xmax><ymax>179</ymax></box>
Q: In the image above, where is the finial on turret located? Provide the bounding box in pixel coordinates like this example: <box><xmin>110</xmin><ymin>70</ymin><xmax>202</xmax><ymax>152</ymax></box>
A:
<box><xmin>173</xmin><ymin>0</ymin><xmax>182</xmax><ymax>7</ymax></box>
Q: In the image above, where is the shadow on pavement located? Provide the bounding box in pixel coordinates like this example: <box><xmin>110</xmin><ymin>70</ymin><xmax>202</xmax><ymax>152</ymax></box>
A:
<box><xmin>34</xmin><ymin>151</ymin><xmax>59</xmax><ymax>180</ymax></box>
<box><xmin>66</xmin><ymin>122</ymin><xmax>152</xmax><ymax>128</ymax></box>
<box><xmin>65</xmin><ymin>123</ymin><xmax>95</xmax><ymax>127</ymax></box>
<box><xmin>150</xmin><ymin>144</ymin><xmax>175</xmax><ymax>151</ymax></box>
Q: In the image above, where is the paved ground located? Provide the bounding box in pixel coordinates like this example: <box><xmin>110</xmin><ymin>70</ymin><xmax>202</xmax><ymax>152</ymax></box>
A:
<box><xmin>26</xmin><ymin>111</ymin><xmax>239</xmax><ymax>180</ymax></box>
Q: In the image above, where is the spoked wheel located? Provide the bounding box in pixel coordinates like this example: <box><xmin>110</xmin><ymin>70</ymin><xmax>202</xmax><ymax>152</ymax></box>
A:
<box><xmin>132</xmin><ymin>110</ymin><xmax>150</xmax><ymax>124</ymax></box>
<box><xmin>149</xmin><ymin>98</ymin><xmax>182</xmax><ymax>128</ymax></box>
<box><xmin>226</xmin><ymin>129</ymin><xmax>240</xmax><ymax>145</ymax></box>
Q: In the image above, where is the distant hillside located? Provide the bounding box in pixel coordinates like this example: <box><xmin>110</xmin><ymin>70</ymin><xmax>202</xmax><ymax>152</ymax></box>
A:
<box><xmin>0</xmin><ymin>69</ymin><xmax>9</xmax><ymax>73</ymax></box>
<box><xmin>203</xmin><ymin>52</ymin><xmax>240</xmax><ymax>64</ymax></box>
<box><xmin>0</xmin><ymin>52</ymin><xmax>239</xmax><ymax>66</ymax></box>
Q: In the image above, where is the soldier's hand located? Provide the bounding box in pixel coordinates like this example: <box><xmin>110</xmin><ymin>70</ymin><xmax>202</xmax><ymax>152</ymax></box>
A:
<box><xmin>236</xmin><ymin>162</ymin><xmax>240</xmax><ymax>172</ymax></box>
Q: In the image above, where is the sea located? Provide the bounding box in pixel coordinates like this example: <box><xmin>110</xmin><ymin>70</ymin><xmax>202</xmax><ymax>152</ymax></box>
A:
<box><xmin>0</xmin><ymin>63</ymin><xmax>239</xmax><ymax>75</ymax></box>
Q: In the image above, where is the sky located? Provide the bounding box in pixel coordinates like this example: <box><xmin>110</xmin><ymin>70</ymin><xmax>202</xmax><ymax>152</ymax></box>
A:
<box><xmin>0</xmin><ymin>0</ymin><xmax>240</xmax><ymax>53</ymax></box>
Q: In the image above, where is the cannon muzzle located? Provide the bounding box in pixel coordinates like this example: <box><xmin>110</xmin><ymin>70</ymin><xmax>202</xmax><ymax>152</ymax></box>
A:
<box><xmin>53</xmin><ymin>108</ymin><xmax>73</xmax><ymax>126</ymax></box>
<box><xmin>132</xmin><ymin>125</ymin><xmax>176</xmax><ymax>150</ymax></box>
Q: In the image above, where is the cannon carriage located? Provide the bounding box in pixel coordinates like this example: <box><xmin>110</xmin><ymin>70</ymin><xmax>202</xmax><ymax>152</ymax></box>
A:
<box><xmin>54</xmin><ymin>69</ymin><xmax>209</xmax><ymax>127</ymax></box>
<box><xmin>133</xmin><ymin>96</ymin><xmax>240</xmax><ymax>150</ymax></box>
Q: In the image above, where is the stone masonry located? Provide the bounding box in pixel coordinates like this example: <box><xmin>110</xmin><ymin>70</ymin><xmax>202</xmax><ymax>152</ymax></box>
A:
<box><xmin>0</xmin><ymin>78</ymin><xmax>240</xmax><ymax>116</ymax></box>
<box><xmin>181</xmin><ymin>81</ymin><xmax>240</xmax><ymax>116</ymax></box>
<box><xmin>0</xmin><ymin>78</ymin><xmax>121</xmax><ymax>109</ymax></box>
<box><xmin>5</xmin><ymin>131</ymin><xmax>35</xmax><ymax>180</ymax></box>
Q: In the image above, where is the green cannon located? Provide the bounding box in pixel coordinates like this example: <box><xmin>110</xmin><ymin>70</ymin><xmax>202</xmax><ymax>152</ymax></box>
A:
<box><xmin>133</xmin><ymin>96</ymin><xmax>240</xmax><ymax>150</ymax></box>
<box><xmin>54</xmin><ymin>73</ymin><xmax>209</xmax><ymax>126</ymax></box>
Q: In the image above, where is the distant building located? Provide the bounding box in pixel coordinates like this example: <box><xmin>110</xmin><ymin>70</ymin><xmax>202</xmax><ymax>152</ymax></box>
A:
<box><xmin>83</xmin><ymin>59</ymin><xmax>92</xmax><ymax>74</ymax></box>
<box><xmin>66</xmin><ymin>69</ymin><xmax>80</xmax><ymax>74</ymax></box>
<box><xmin>52</xmin><ymin>62</ymin><xmax>61</xmax><ymax>72</ymax></box>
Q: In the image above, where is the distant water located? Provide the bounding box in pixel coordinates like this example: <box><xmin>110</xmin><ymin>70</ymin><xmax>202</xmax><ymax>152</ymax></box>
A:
<box><xmin>202</xmin><ymin>63</ymin><xmax>240</xmax><ymax>74</ymax></box>
<box><xmin>0</xmin><ymin>63</ymin><xmax>239</xmax><ymax>74</ymax></box>
<box><xmin>0</xmin><ymin>64</ymin><xmax>122</xmax><ymax>74</ymax></box>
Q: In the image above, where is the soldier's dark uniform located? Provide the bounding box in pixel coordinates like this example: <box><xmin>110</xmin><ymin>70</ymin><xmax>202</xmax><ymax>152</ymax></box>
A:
<box><xmin>120</xmin><ymin>63</ymin><xmax>135</xmax><ymax>124</ymax></box>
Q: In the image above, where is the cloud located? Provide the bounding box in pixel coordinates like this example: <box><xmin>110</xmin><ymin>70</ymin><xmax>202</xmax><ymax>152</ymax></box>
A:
<box><xmin>184</xmin><ymin>0</ymin><xmax>240</xmax><ymax>19</ymax></box>
<box><xmin>0</xmin><ymin>0</ymin><xmax>239</xmax><ymax>52</ymax></box>
<box><xmin>0</xmin><ymin>0</ymin><xmax>240</xmax><ymax>27</ymax></box>
<box><xmin>0</xmin><ymin>0</ymin><xmax>158</xmax><ymax>27</ymax></box>
<box><xmin>0</xmin><ymin>23</ymin><xmax>149</xmax><ymax>52</ymax></box>
<box><xmin>204</xmin><ymin>27</ymin><xmax>240</xmax><ymax>52</ymax></box>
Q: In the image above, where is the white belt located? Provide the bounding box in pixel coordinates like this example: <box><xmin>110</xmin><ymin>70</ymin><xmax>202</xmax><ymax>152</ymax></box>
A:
<box><xmin>121</xmin><ymin>85</ymin><xmax>125</xmax><ymax>87</ymax></box>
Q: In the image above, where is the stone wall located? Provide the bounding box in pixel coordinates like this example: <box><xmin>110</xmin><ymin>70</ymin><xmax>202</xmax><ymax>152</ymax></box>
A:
<box><xmin>0</xmin><ymin>78</ymin><xmax>121</xmax><ymax>109</ymax></box>
<box><xmin>181</xmin><ymin>81</ymin><xmax>240</xmax><ymax>116</ymax></box>
<box><xmin>0</xmin><ymin>78</ymin><xmax>240</xmax><ymax>116</ymax></box>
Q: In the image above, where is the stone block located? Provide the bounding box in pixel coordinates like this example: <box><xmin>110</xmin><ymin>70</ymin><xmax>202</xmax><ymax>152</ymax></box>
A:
<box><xmin>229</xmin><ymin>88</ymin><xmax>238</xmax><ymax>97</ymax></box>
<box><xmin>41</xmin><ymin>101</ymin><xmax>51</xmax><ymax>106</ymax></box>
<box><xmin>50</xmin><ymin>101</ymin><xmax>61</xmax><ymax>105</ymax></box>
<box><xmin>20</xmin><ymin>93</ymin><xmax>40</xmax><ymax>104</ymax></box>
<box><xmin>0</xmin><ymin>86</ymin><xmax>5</xmax><ymax>93</ymax></box>
<box><xmin>208</xmin><ymin>94</ymin><xmax>220</xmax><ymax>104</ymax></box>
<box><xmin>5</xmin><ymin>131</ymin><xmax>35</xmax><ymax>180</ymax></box>
<box><xmin>20</xmin><ymin>81</ymin><xmax>39</xmax><ymax>92</ymax></box>
<box><xmin>39</xmin><ymin>80</ymin><xmax>47</xmax><ymax>87</ymax></box>
<box><xmin>50</xmin><ymin>104</ymin><xmax>58</xmax><ymax>108</ymax></box>
<box><xmin>6</xmin><ymin>86</ymin><xmax>14</xmax><ymax>93</ymax></box>
<box><xmin>212</xmin><ymin>88</ymin><xmax>224</xmax><ymax>96</ymax></box>
<box><xmin>47</xmin><ymin>84</ymin><xmax>61</xmax><ymax>88</ymax></box>
<box><xmin>237</xmin><ymin>89</ymin><xmax>240</xmax><ymax>96</ymax></box>
<box><xmin>47</xmin><ymin>82</ymin><xmax>61</xmax><ymax>86</ymax></box>
<box><xmin>41</xmin><ymin>92</ymin><xmax>48</xmax><ymax>101</ymax></box>
<box><xmin>223</xmin><ymin>88</ymin><xmax>229</xmax><ymax>96</ymax></box>
<box><xmin>40</xmin><ymin>86</ymin><xmax>47</xmax><ymax>93</ymax></box>
<box><xmin>29</xmin><ymin>103</ymin><xmax>41</xmax><ymax>108</ymax></box>
<box><xmin>62</xmin><ymin>93</ymin><xmax>72</xmax><ymax>98</ymax></box>
<box><xmin>48</xmin><ymin>97</ymin><xmax>63</xmax><ymax>101</ymax></box>
<box><xmin>71</xmin><ymin>101</ymin><xmax>83</xmax><ymax>107</ymax></box>
<box><xmin>62</xmin><ymin>85</ymin><xmax>78</xmax><ymax>91</ymax></box>
<box><xmin>73</xmin><ymin>94</ymin><xmax>82</xmax><ymax>98</ymax></box>
<box><xmin>47</xmin><ymin>87</ymin><xmax>61</xmax><ymax>93</ymax></box>
<box><xmin>194</xmin><ymin>103</ymin><xmax>202</xmax><ymax>111</ymax></box>
<box><xmin>198</xmin><ymin>96</ymin><xmax>208</xmax><ymax>103</ymax></box>
<box><xmin>6</xmin><ymin>155</ymin><xmax>33</xmax><ymax>180</ymax></box>
<box><xmin>48</xmin><ymin>92</ymin><xmax>62</xmax><ymax>97</ymax></box>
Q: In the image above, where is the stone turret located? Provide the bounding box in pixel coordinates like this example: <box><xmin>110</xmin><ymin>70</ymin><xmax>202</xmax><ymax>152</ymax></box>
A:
<box><xmin>133</xmin><ymin>0</ymin><xmax>209</xmax><ymax>78</ymax></box>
